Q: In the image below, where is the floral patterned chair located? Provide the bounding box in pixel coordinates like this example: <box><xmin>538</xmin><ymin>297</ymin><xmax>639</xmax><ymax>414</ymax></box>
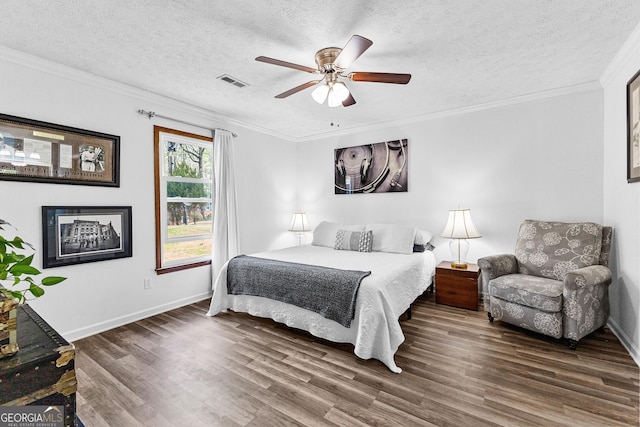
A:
<box><xmin>478</xmin><ymin>220</ymin><xmax>612</xmax><ymax>349</ymax></box>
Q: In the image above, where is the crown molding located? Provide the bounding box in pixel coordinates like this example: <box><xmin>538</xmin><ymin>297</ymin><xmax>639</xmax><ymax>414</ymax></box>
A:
<box><xmin>0</xmin><ymin>45</ymin><xmax>297</xmax><ymax>142</ymax></box>
<box><xmin>600</xmin><ymin>21</ymin><xmax>640</xmax><ymax>86</ymax></box>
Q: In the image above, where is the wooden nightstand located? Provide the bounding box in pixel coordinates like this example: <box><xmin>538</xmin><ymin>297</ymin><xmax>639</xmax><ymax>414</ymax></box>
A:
<box><xmin>435</xmin><ymin>261</ymin><xmax>480</xmax><ymax>310</ymax></box>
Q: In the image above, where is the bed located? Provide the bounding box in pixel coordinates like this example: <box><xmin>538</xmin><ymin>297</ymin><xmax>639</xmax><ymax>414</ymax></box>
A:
<box><xmin>206</xmin><ymin>222</ymin><xmax>436</xmax><ymax>373</ymax></box>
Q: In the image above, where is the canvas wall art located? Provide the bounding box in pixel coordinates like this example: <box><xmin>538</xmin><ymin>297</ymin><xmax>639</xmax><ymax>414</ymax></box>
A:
<box><xmin>334</xmin><ymin>139</ymin><xmax>408</xmax><ymax>194</ymax></box>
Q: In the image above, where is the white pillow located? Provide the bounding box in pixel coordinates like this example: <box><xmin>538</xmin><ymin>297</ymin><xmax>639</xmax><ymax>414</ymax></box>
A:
<box><xmin>312</xmin><ymin>221</ymin><xmax>365</xmax><ymax>247</ymax></box>
<box><xmin>414</xmin><ymin>229</ymin><xmax>434</xmax><ymax>245</ymax></box>
<box><xmin>365</xmin><ymin>223</ymin><xmax>417</xmax><ymax>254</ymax></box>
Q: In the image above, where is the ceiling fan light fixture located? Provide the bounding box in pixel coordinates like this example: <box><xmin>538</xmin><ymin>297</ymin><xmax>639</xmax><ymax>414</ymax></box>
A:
<box><xmin>311</xmin><ymin>83</ymin><xmax>329</xmax><ymax>104</ymax></box>
<box><xmin>257</xmin><ymin>34</ymin><xmax>410</xmax><ymax>107</ymax></box>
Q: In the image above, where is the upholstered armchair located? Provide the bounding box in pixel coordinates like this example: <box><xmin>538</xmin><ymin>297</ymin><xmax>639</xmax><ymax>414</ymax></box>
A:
<box><xmin>478</xmin><ymin>220</ymin><xmax>612</xmax><ymax>349</ymax></box>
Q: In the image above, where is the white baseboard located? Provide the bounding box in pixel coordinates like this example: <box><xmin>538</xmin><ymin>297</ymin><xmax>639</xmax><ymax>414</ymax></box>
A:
<box><xmin>62</xmin><ymin>292</ymin><xmax>213</xmax><ymax>342</ymax></box>
<box><xmin>607</xmin><ymin>317</ymin><xmax>640</xmax><ymax>367</ymax></box>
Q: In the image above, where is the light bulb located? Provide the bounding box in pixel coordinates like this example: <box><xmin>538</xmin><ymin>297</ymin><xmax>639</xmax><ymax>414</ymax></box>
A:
<box><xmin>311</xmin><ymin>84</ymin><xmax>329</xmax><ymax>104</ymax></box>
<box><xmin>332</xmin><ymin>82</ymin><xmax>349</xmax><ymax>102</ymax></box>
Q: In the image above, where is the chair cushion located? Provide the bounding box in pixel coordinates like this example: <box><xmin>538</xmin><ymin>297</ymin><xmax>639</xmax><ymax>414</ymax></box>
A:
<box><xmin>489</xmin><ymin>274</ymin><xmax>563</xmax><ymax>313</ymax></box>
<box><xmin>515</xmin><ymin>220</ymin><xmax>603</xmax><ymax>281</ymax></box>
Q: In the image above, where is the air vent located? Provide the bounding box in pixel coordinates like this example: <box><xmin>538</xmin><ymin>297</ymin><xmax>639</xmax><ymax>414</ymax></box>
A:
<box><xmin>217</xmin><ymin>74</ymin><xmax>249</xmax><ymax>88</ymax></box>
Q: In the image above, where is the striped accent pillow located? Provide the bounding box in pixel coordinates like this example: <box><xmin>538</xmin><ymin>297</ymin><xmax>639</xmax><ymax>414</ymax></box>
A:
<box><xmin>334</xmin><ymin>229</ymin><xmax>373</xmax><ymax>252</ymax></box>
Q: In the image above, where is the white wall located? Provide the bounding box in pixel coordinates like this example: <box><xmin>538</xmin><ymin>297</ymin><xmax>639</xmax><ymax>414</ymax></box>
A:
<box><xmin>0</xmin><ymin>50</ymin><xmax>297</xmax><ymax>340</ymax></box>
<box><xmin>601</xmin><ymin>24</ymin><xmax>640</xmax><ymax>364</ymax></box>
<box><xmin>297</xmin><ymin>89</ymin><xmax>605</xmax><ymax>265</ymax></box>
<box><xmin>3</xmin><ymin>39</ymin><xmax>637</xmax><ymax>367</ymax></box>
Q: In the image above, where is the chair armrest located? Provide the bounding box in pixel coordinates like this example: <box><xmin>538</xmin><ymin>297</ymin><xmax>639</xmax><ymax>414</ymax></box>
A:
<box><xmin>477</xmin><ymin>254</ymin><xmax>518</xmax><ymax>281</ymax></box>
<box><xmin>477</xmin><ymin>255</ymin><xmax>518</xmax><ymax>311</ymax></box>
<box><xmin>563</xmin><ymin>265</ymin><xmax>612</xmax><ymax>291</ymax></box>
<box><xmin>563</xmin><ymin>265</ymin><xmax>612</xmax><ymax>341</ymax></box>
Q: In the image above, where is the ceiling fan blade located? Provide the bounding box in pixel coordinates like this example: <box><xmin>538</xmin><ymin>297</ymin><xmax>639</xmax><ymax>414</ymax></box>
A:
<box><xmin>274</xmin><ymin>81</ymin><xmax>320</xmax><ymax>98</ymax></box>
<box><xmin>348</xmin><ymin>72</ymin><xmax>412</xmax><ymax>84</ymax></box>
<box><xmin>255</xmin><ymin>56</ymin><xmax>318</xmax><ymax>74</ymax></box>
<box><xmin>342</xmin><ymin>93</ymin><xmax>356</xmax><ymax>107</ymax></box>
<box><xmin>333</xmin><ymin>35</ymin><xmax>373</xmax><ymax>69</ymax></box>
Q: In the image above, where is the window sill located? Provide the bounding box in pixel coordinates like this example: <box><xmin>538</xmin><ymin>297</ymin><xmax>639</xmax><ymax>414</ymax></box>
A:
<box><xmin>156</xmin><ymin>259</ymin><xmax>211</xmax><ymax>275</ymax></box>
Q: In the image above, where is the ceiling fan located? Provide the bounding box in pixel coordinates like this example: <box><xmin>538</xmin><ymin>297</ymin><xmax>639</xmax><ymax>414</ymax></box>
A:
<box><xmin>256</xmin><ymin>35</ymin><xmax>411</xmax><ymax>108</ymax></box>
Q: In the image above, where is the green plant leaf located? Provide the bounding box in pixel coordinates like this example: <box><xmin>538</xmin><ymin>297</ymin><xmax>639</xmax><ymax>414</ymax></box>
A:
<box><xmin>17</xmin><ymin>254</ymin><xmax>35</xmax><ymax>266</ymax></box>
<box><xmin>16</xmin><ymin>238</ymin><xmax>35</xmax><ymax>251</ymax></box>
<box><xmin>10</xmin><ymin>264</ymin><xmax>41</xmax><ymax>276</ymax></box>
<box><xmin>0</xmin><ymin>219</ymin><xmax>67</xmax><ymax>302</ymax></box>
<box><xmin>29</xmin><ymin>283</ymin><xmax>45</xmax><ymax>298</ymax></box>
<box><xmin>5</xmin><ymin>252</ymin><xmax>24</xmax><ymax>263</ymax></box>
<box><xmin>1</xmin><ymin>289</ymin><xmax>24</xmax><ymax>302</ymax></box>
<box><xmin>41</xmin><ymin>276</ymin><xmax>67</xmax><ymax>286</ymax></box>
<box><xmin>8</xmin><ymin>236</ymin><xmax>25</xmax><ymax>250</ymax></box>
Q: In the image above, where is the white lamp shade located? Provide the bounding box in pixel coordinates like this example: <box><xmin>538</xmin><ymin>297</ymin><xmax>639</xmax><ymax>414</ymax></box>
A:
<box><xmin>327</xmin><ymin>83</ymin><xmax>350</xmax><ymax>107</ymax></box>
<box><xmin>332</xmin><ymin>82</ymin><xmax>349</xmax><ymax>101</ymax></box>
<box><xmin>289</xmin><ymin>212</ymin><xmax>310</xmax><ymax>232</ymax></box>
<box><xmin>311</xmin><ymin>84</ymin><xmax>329</xmax><ymax>104</ymax></box>
<box><xmin>327</xmin><ymin>88</ymin><xmax>341</xmax><ymax>107</ymax></box>
<box><xmin>441</xmin><ymin>209</ymin><xmax>481</xmax><ymax>239</ymax></box>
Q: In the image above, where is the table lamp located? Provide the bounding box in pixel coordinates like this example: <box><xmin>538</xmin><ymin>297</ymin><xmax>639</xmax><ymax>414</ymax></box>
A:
<box><xmin>289</xmin><ymin>212</ymin><xmax>310</xmax><ymax>245</ymax></box>
<box><xmin>441</xmin><ymin>208</ymin><xmax>481</xmax><ymax>269</ymax></box>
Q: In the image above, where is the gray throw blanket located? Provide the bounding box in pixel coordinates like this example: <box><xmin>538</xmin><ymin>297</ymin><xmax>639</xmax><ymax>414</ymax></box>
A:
<box><xmin>226</xmin><ymin>255</ymin><xmax>371</xmax><ymax>327</ymax></box>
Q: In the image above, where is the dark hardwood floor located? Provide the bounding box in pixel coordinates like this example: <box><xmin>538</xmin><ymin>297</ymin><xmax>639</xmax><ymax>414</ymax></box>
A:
<box><xmin>74</xmin><ymin>293</ymin><xmax>639</xmax><ymax>426</ymax></box>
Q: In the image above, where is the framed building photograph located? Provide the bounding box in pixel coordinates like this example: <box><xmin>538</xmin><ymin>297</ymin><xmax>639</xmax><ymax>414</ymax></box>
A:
<box><xmin>334</xmin><ymin>139</ymin><xmax>408</xmax><ymax>194</ymax></box>
<box><xmin>42</xmin><ymin>206</ymin><xmax>132</xmax><ymax>268</ymax></box>
<box><xmin>627</xmin><ymin>69</ymin><xmax>640</xmax><ymax>183</ymax></box>
<box><xmin>0</xmin><ymin>113</ymin><xmax>120</xmax><ymax>186</ymax></box>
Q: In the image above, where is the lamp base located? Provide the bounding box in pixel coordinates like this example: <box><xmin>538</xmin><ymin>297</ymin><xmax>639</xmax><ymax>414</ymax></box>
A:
<box><xmin>450</xmin><ymin>261</ymin><xmax>468</xmax><ymax>269</ymax></box>
<box><xmin>449</xmin><ymin>239</ymin><xmax>470</xmax><ymax>270</ymax></box>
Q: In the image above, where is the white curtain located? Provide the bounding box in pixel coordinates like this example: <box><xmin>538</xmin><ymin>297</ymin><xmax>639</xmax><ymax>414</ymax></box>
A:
<box><xmin>211</xmin><ymin>129</ymin><xmax>239</xmax><ymax>286</ymax></box>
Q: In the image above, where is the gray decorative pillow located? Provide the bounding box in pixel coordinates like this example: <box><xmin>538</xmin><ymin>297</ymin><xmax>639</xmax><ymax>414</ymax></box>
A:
<box><xmin>515</xmin><ymin>220</ymin><xmax>603</xmax><ymax>280</ymax></box>
<box><xmin>334</xmin><ymin>229</ymin><xmax>373</xmax><ymax>252</ymax></box>
<box><xmin>413</xmin><ymin>242</ymin><xmax>436</xmax><ymax>253</ymax></box>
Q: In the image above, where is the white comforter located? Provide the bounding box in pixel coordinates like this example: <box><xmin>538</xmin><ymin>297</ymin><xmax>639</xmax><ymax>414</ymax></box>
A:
<box><xmin>206</xmin><ymin>245</ymin><xmax>436</xmax><ymax>373</ymax></box>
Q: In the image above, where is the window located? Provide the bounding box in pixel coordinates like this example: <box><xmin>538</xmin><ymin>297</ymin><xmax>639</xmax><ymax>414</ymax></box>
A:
<box><xmin>154</xmin><ymin>126</ymin><xmax>213</xmax><ymax>273</ymax></box>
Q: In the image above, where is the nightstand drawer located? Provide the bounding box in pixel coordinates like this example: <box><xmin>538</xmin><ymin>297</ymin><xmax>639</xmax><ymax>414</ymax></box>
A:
<box><xmin>436</xmin><ymin>277</ymin><xmax>478</xmax><ymax>310</ymax></box>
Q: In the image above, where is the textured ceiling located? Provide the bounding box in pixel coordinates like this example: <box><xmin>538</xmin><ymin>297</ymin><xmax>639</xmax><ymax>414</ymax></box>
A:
<box><xmin>2</xmin><ymin>1</ymin><xmax>640</xmax><ymax>139</ymax></box>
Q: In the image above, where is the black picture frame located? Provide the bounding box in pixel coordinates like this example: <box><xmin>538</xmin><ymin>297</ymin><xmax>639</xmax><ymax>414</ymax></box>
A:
<box><xmin>627</xmin><ymin>68</ymin><xmax>640</xmax><ymax>183</ymax></box>
<box><xmin>0</xmin><ymin>113</ymin><xmax>120</xmax><ymax>187</ymax></box>
<box><xmin>42</xmin><ymin>206</ymin><xmax>132</xmax><ymax>268</ymax></box>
